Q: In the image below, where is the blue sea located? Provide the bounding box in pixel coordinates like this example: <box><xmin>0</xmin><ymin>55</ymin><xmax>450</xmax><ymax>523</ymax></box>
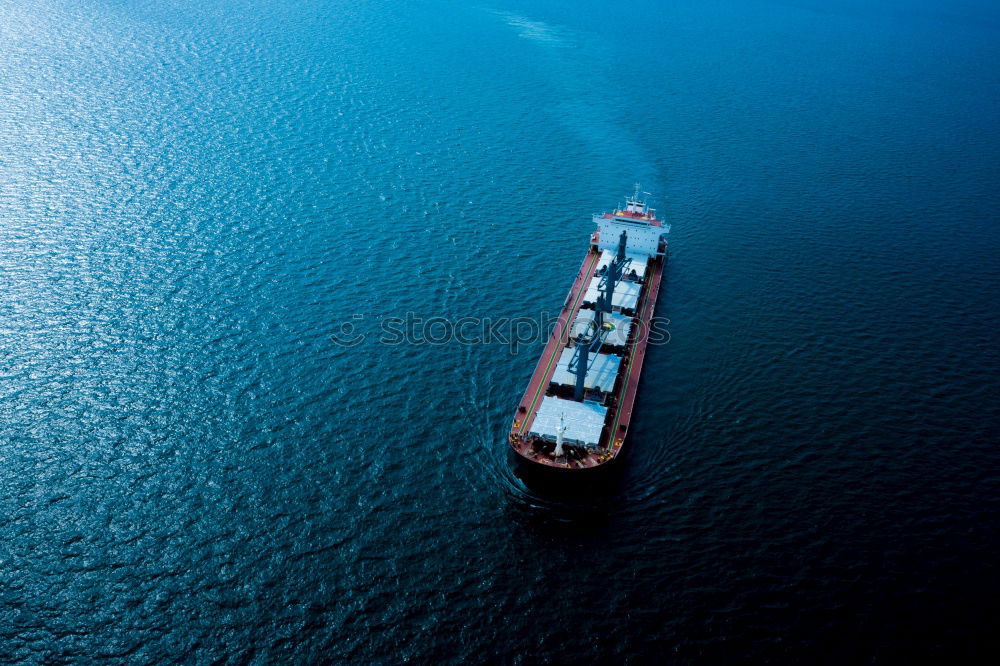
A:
<box><xmin>2</xmin><ymin>0</ymin><xmax>999</xmax><ymax>662</ymax></box>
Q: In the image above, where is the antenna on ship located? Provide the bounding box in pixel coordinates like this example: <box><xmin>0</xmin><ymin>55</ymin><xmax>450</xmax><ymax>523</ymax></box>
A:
<box><xmin>554</xmin><ymin>413</ymin><xmax>567</xmax><ymax>457</ymax></box>
<box><xmin>626</xmin><ymin>183</ymin><xmax>647</xmax><ymax>214</ymax></box>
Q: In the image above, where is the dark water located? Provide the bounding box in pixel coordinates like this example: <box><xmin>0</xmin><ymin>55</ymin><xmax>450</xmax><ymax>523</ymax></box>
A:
<box><xmin>2</xmin><ymin>0</ymin><xmax>999</xmax><ymax>662</ymax></box>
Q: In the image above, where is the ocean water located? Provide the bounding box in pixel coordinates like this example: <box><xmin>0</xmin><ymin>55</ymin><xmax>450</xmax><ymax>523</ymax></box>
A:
<box><xmin>2</xmin><ymin>0</ymin><xmax>999</xmax><ymax>662</ymax></box>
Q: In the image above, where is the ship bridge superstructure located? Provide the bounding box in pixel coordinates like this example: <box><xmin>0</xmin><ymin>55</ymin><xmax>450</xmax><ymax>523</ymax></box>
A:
<box><xmin>594</xmin><ymin>185</ymin><xmax>670</xmax><ymax>258</ymax></box>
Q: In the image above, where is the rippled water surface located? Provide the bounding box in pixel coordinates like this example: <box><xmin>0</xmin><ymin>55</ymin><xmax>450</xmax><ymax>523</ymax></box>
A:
<box><xmin>2</xmin><ymin>0</ymin><xmax>999</xmax><ymax>662</ymax></box>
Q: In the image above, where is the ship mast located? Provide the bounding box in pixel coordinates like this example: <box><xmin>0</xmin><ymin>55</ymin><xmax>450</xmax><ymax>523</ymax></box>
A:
<box><xmin>601</xmin><ymin>230</ymin><xmax>628</xmax><ymax>312</ymax></box>
<box><xmin>553</xmin><ymin>413</ymin><xmax>567</xmax><ymax>457</ymax></box>
<box><xmin>569</xmin><ymin>230</ymin><xmax>630</xmax><ymax>401</ymax></box>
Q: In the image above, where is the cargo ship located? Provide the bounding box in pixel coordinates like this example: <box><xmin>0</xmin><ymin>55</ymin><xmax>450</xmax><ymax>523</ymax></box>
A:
<box><xmin>509</xmin><ymin>187</ymin><xmax>670</xmax><ymax>470</ymax></box>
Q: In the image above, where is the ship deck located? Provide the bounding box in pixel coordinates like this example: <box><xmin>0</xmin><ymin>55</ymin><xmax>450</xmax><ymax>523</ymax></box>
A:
<box><xmin>510</xmin><ymin>245</ymin><xmax>665</xmax><ymax>470</ymax></box>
